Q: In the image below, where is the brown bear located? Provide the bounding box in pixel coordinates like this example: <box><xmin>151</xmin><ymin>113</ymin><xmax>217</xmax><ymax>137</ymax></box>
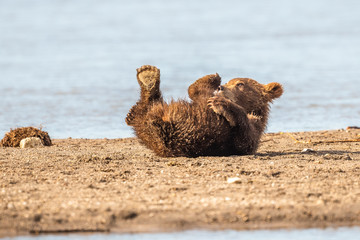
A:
<box><xmin>0</xmin><ymin>127</ymin><xmax>52</xmax><ymax>147</ymax></box>
<box><xmin>126</xmin><ymin>65</ymin><xmax>283</xmax><ymax>157</ymax></box>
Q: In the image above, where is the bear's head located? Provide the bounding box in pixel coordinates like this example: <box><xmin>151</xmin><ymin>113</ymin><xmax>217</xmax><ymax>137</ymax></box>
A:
<box><xmin>215</xmin><ymin>78</ymin><xmax>283</xmax><ymax>115</ymax></box>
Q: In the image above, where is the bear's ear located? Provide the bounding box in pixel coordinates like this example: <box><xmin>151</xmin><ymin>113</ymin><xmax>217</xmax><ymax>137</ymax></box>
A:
<box><xmin>264</xmin><ymin>82</ymin><xmax>283</xmax><ymax>100</ymax></box>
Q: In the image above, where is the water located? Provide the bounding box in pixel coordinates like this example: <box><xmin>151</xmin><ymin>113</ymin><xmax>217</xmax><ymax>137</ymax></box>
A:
<box><xmin>3</xmin><ymin>228</ymin><xmax>360</xmax><ymax>240</ymax></box>
<box><xmin>0</xmin><ymin>0</ymin><xmax>359</xmax><ymax>138</ymax></box>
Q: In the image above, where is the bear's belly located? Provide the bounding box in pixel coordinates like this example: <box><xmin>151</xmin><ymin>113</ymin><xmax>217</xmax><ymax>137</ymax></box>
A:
<box><xmin>153</xmin><ymin>103</ymin><xmax>236</xmax><ymax>157</ymax></box>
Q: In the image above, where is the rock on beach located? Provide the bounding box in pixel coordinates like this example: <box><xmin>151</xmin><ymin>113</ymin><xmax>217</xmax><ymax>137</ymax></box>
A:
<box><xmin>19</xmin><ymin>137</ymin><xmax>44</xmax><ymax>148</ymax></box>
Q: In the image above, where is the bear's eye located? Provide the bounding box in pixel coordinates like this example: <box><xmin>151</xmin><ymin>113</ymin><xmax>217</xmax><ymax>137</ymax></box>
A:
<box><xmin>236</xmin><ymin>83</ymin><xmax>245</xmax><ymax>87</ymax></box>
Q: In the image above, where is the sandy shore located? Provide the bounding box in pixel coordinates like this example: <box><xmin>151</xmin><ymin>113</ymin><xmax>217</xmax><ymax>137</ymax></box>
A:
<box><xmin>1</xmin><ymin>129</ymin><xmax>359</xmax><ymax>237</ymax></box>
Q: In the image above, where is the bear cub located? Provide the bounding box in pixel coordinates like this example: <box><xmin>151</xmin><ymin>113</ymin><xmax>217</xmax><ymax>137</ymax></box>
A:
<box><xmin>126</xmin><ymin>65</ymin><xmax>283</xmax><ymax>157</ymax></box>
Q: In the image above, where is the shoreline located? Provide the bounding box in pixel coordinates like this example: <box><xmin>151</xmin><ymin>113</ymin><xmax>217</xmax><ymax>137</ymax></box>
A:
<box><xmin>1</xmin><ymin>129</ymin><xmax>359</xmax><ymax>237</ymax></box>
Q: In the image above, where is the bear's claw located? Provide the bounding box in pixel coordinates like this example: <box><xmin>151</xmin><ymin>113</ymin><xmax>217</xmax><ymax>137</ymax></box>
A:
<box><xmin>208</xmin><ymin>96</ymin><xmax>238</xmax><ymax>126</ymax></box>
<box><xmin>125</xmin><ymin>111</ymin><xmax>135</xmax><ymax>126</ymax></box>
<box><xmin>207</xmin><ymin>96</ymin><xmax>228</xmax><ymax>112</ymax></box>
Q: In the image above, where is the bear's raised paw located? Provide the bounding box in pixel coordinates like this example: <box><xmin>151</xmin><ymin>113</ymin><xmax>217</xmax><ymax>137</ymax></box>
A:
<box><xmin>136</xmin><ymin>65</ymin><xmax>160</xmax><ymax>93</ymax></box>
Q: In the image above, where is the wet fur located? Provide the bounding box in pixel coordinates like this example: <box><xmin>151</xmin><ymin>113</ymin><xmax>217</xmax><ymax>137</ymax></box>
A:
<box><xmin>126</xmin><ymin>65</ymin><xmax>283</xmax><ymax>157</ymax></box>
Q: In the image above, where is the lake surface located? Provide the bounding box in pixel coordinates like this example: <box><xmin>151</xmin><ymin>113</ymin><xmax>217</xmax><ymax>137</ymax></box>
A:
<box><xmin>0</xmin><ymin>0</ymin><xmax>359</xmax><ymax>138</ymax></box>
<box><xmin>3</xmin><ymin>228</ymin><xmax>360</xmax><ymax>240</ymax></box>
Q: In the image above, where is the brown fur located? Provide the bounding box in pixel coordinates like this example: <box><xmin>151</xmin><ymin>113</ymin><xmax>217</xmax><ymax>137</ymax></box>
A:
<box><xmin>0</xmin><ymin>127</ymin><xmax>52</xmax><ymax>147</ymax></box>
<box><xmin>126</xmin><ymin>65</ymin><xmax>283</xmax><ymax>157</ymax></box>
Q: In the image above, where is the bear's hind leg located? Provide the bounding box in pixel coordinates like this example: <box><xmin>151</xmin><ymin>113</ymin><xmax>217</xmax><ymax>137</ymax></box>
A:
<box><xmin>137</xmin><ymin>65</ymin><xmax>162</xmax><ymax>103</ymax></box>
<box><xmin>126</xmin><ymin>65</ymin><xmax>163</xmax><ymax>126</ymax></box>
<box><xmin>188</xmin><ymin>73</ymin><xmax>221</xmax><ymax>102</ymax></box>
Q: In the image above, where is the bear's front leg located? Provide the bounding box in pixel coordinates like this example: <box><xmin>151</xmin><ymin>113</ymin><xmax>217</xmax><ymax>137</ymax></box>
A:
<box><xmin>207</xmin><ymin>95</ymin><xmax>249</xmax><ymax>127</ymax></box>
<box><xmin>188</xmin><ymin>73</ymin><xmax>221</xmax><ymax>102</ymax></box>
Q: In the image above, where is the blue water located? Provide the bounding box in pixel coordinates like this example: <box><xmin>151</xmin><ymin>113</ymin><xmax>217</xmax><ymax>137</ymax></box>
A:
<box><xmin>0</xmin><ymin>0</ymin><xmax>359</xmax><ymax>139</ymax></box>
<box><xmin>3</xmin><ymin>228</ymin><xmax>360</xmax><ymax>240</ymax></box>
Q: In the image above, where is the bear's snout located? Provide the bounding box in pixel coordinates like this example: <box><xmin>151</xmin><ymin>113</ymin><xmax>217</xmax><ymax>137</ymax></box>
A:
<box><xmin>214</xmin><ymin>85</ymin><xmax>225</xmax><ymax>95</ymax></box>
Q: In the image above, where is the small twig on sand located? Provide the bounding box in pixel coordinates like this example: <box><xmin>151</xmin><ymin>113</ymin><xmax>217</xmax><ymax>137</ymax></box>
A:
<box><xmin>312</xmin><ymin>138</ymin><xmax>360</xmax><ymax>145</ymax></box>
<box><xmin>280</xmin><ymin>132</ymin><xmax>311</xmax><ymax>144</ymax></box>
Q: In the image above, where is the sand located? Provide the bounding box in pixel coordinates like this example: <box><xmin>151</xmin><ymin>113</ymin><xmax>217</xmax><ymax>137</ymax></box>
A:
<box><xmin>0</xmin><ymin>129</ymin><xmax>359</xmax><ymax>237</ymax></box>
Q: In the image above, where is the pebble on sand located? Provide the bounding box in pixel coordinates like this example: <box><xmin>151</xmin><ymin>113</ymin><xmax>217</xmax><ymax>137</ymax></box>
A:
<box><xmin>301</xmin><ymin>148</ymin><xmax>316</xmax><ymax>153</ymax></box>
<box><xmin>227</xmin><ymin>177</ymin><xmax>242</xmax><ymax>184</ymax></box>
